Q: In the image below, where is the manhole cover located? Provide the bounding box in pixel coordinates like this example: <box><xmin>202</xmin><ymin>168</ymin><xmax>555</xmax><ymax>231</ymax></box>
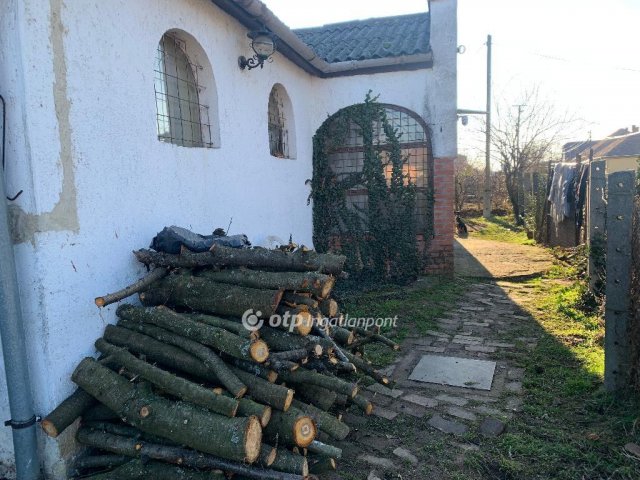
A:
<box><xmin>409</xmin><ymin>355</ymin><xmax>496</xmax><ymax>390</ymax></box>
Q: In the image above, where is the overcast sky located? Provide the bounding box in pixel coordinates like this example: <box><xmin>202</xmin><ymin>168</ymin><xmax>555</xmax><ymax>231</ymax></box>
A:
<box><xmin>262</xmin><ymin>0</ymin><xmax>640</xmax><ymax>162</ymax></box>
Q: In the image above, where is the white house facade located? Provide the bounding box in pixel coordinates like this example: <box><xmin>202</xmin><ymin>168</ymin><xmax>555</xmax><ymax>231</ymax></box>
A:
<box><xmin>0</xmin><ymin>0</ymin><xmax>457</xmax><ymax>477</ymax></box>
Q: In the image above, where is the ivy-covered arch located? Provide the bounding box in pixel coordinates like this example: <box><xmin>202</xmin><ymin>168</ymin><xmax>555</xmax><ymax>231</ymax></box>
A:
<box><xmin>310</xmin><ymin>93</ymin><xmax>434</xmax><ymax>280</ymax></box>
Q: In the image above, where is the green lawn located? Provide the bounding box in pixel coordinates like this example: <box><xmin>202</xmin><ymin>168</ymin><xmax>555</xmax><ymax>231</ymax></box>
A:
<box><xmin>463</xmin><ymin>215</ymin><xmax>536</xmax><ymax>245</ymax></box>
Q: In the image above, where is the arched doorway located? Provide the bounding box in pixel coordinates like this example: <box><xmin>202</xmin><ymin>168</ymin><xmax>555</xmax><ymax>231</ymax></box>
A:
<box><xmin>311</xmin><ymin>101</ymin><xmax>434</xmax><ymax>276</ymax></box>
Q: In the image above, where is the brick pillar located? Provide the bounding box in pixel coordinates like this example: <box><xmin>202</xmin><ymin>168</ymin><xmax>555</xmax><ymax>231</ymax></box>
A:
<box><xmin>425</xmin><ymin>156</ymin><xmax>455</xmax><ymax>274</ymax></box>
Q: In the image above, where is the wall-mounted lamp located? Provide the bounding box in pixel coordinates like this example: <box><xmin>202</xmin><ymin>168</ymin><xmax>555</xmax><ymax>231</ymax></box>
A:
<box><xmin>238</xmin><ymin>29</ymin><xmax>277</xmax><ymax>71</ymax></box>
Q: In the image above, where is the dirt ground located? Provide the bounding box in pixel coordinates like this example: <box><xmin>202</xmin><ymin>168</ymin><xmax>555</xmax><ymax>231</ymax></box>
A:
<box><xmin>454</xmin><ymin>237</ymin><xmax>554</xmax><ymax>279</ymax></box>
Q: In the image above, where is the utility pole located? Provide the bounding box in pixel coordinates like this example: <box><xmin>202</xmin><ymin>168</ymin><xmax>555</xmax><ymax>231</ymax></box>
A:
<box><xmin>514</xmin><ymin>104</ymin><xmax>526</xmax><ymax>224</ymax></box>
<box><xmin>483</xmin><ymin>34</ymin><xmax>492</xmax><ymax>219</ymax></box>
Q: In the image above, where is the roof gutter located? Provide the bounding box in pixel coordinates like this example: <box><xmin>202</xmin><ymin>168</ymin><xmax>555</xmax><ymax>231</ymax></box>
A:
<box><xmin>210</xmin><ymin>0</ymin><xmax>432</xmax><ymax>77</ymax></box>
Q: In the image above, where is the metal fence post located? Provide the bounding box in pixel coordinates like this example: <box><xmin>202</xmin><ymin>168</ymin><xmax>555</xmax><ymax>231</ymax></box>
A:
<box><xmin>604</xmin><ymin>170</ymin><xmax>635</xmax><ymax>392</ymax></box>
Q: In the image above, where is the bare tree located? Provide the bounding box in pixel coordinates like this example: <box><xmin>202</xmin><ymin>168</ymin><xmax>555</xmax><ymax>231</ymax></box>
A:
<box><xmin>489</xmin><ymin>87</ymin><xmax>576</xmax><ymax>224</ymax></box>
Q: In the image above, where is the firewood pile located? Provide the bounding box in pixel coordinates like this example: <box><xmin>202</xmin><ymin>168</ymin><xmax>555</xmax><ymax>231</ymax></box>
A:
<box><xmin>42</xmin><ymin>242</ymin><xmax>399</xmax><ymax>479</ymax></box>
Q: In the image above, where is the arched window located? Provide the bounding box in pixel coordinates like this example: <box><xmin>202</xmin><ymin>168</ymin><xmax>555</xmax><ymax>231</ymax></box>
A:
<box><xmin>154</xmin><ymin>32</ymin><xmax>216</xmax><ymax>148</ymax></box>
<box><xmin>322</xmin><ymin>104</ymin><xmax>432</xmax><ymax>230</ymax></box>
<box><xmin>267</xmin><ymin>84</ymin><xmax>296</xmax><ymax>159</ymax></box>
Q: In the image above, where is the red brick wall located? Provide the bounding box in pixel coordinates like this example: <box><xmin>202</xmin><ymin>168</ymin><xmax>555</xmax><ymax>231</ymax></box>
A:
<box><xmin>424</xmin><ymin>156</ymin><xmax>455</xmax><ymax>274</ymax></box>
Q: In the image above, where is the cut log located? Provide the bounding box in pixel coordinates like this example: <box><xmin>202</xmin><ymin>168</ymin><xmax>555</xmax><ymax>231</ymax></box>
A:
<box><xmin>269</xmin><ymin>349</ymin><xmax>311</xmax><ymax>363</ymax></box>
<box><xmin>70</xmin><ymin>454</ymin><xmax>130</xmax><ymax>476</ymax></box>
<box><xmin>274</xmin><ymin>307</ymin><xmax>314</xmax><ymax>336</ymax></box>
<box><xmin>76</xmin><ymin>428</ymin><xmax>306</xmax><ymax>480</ymax></box>
<box><xmin>263</xmin><ymin>407</ymin><xmax>316</xmax><ymax>448</ymax></box>
<box><xmin>295</xmin><ymin>385</ymin><xmax>337</xmax><ymax>412</ymax></box>
<box><xmin>270</xmin><ymin>448</ymin><xmax>309</xmax><ymax>476</ymax></box>
<box><xmin>350</xmin><ymin>394</ymin><xmax>374</xmax><ymax>415</ymax></box>
<box><xmin>139</xmin><ymin>273</ymin><xmax>283</xmax><ymax>319</ymax></box>
<box><xmin>81</xmin><ymin>421</ymin><xmax>179</xmax><ymax>448</ymax></box>
<box><xmin>72</xmin><ymin>358</ymin><xmax>261</xmax><ymax>463</ymax></box>
<box><xmin>310</xmin><ymin>326</ymin><xmax>355</xmax><ymax>372</ymax></box>
<box><xmin>95</xmin><ymin>268</ymin><xmax>168</xmax><ymax>308</ymax></box>
<box><xmin>258</xmin><ymin>444</ymin><xmax>277</xmax><ymax>467</ymax></box>
<box><xmin>331</xmin><ymin>327</ymin><xmax>354</xmax><ymax>346</ymax></box>
<box><xmin>116</xmin><ymin>318</ymin><xmax>247</xmax><ymax>398</ymax></box>
<box><xmin>212</xmin><ymin>389</ymin><xmax>272</xmax><ymax>428</ymax></box>
<box><xmin>343</xmin><ymin>350</ymin><xmax>389</xmax><ymax>386</ymax></box>
<box><xmin>134</xmin><ymin>246</ymin><xmax>345</xmax><ymax>274</ymax></box>
<box><xmin>77</xmin><ymin>458</ymin><xmax>224</xmax><ymax>480</ymax></box>
<box><xmin>230</xmin><ymin>367</ymin><xmax>294</xmax><ymax>412</ymax></box>
<box><xmin>267</xmin><ymin>358</ymin><xmax>300</xmax><ymax>373</ymax></box>
<box><xmin>308</xmin><ymin>457</ymin><xmax>337</xmax><ymax>474</ymax></box>
<box><xmin>225</xmin><ymin>357</ymin><xmax>278</xmax><ymax>383</ymax></box>
<box><xmin>259</xmin><ymin>329</ymin><xmax>328</xmax><ymax>355</ymax></box>
<box><xmin>282</xmin><ymin>292</ymin><xmax>318</xmax><ymax>309</ymax></box>
<box><xmin>200</xmin><ymin>269</ymin><xmax>335</xmax><ymax>299</ymax></box>
<box><xmin>94</xmin><ymin>339</ymin><xmax>238</xmax><ymax>417</ymax></box>
<box><xmin>306</xmin><ymin>441</ymin><xmax>342</xmax><ymax>460</ymax></box>
<box><xmin>41</xmin><ymin>388</ymin><xmax>96</xmax><ymax>438</ymax></box>
<box><xmin>82</xmin><ymin>404</ymin><xmax>120</xmax><ymax>422</ymax></box>
<box><xmin>318</xmin><ymin>299</ymin><xmax>338</xmax><ymax>318</ymax></box>
<box><xmin>290</xmin><ymin>400</ymin><xmax>350</xmax><ymax>441</ymax></box>
<box><xmin>103</xmin><ymin>325</ymin><xmax>220</xmax><ymax>384</ymax></box>
<box><xmin>117</xmin><ymin>305</ymin><xmax>269</xmax><ymax>364</ymax></box>
<box><xmin>183</xmin><ymin>312</ymin><xmax>258</xmax><ymax>340</ymax></box>
<box><xmin>277</xmin><ymin>369</ymin><xmax>358</xmax><ymax>398</ymax></box>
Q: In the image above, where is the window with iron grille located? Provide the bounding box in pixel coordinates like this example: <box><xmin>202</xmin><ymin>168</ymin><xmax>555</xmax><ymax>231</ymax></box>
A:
<box><xmin>268</xmin><ymin>86</ymin><xmax>289</xmax><ymax>158</ymax></box>
<box><xmin>326</xmin><ymin>105</ymin><xmax>432</xmax><ymax>230</ymax></box>
<box><xmin>154</xmin><ymin>33</ymin><xmax>213</xmax><ymax>148</ymax></box>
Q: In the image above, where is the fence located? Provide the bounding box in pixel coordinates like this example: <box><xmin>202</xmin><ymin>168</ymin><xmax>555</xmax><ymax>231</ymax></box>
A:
<box><xmin>631</xmin><ymin>195</ymin><xmax>640</xmax><ymax>390</ymax></box>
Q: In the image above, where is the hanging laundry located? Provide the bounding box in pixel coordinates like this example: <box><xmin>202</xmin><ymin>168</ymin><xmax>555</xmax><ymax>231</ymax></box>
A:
<box><xmin>548</xmin><ymin>163</ymin><xmax>577</xmax><ymax>226</ymax></box>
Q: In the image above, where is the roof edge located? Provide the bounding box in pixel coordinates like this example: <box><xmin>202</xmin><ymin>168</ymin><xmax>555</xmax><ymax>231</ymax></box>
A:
<box><xmin>210</xmin><ymin>0</ymin><xmax>432</xmax><ymax>77</ymax></box>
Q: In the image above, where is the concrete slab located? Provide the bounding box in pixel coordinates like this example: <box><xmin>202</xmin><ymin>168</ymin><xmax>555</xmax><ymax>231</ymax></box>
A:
<box><xmin>408</xmin><ymin>355</ymin><xmax>496</xmax><ymax>390</ymax></box>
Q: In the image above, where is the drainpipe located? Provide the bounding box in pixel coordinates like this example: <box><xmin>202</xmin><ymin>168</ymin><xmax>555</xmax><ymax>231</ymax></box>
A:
<box><xmin>0</xmin><ymin>97</ymin><xmax>41</xmax><ymax>479</ymax></box>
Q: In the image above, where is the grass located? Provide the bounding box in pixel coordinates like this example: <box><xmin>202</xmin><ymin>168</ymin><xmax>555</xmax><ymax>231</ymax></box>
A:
<box><xmin>463</xmin><ymin>215</ymin><xmax>536</xmax><ymax>245</ymax></box>
<box><xmin>335</xmin><ymin>217</ymin><xmax>640</xmax><ymax>479</ymax></box>
<box><xmin>336</xmin><ymin>275</ymin><xmax>468</xmax><ymax>366</ymax></box>
<box><xmin>467</xmin><ymin>265</ymin><xmax>640</xmax><ymax>479</ymax></box>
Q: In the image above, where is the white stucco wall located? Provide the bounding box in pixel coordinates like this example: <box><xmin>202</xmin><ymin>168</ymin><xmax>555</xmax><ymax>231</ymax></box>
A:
<box><xmin>0</xmin><ymin>0</ymin><xmax>456</xmax><ymax>476</ymax></box>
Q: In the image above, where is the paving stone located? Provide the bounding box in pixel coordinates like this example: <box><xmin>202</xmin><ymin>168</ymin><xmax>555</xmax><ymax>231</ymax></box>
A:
<box><xmin>505</xmin><ymin>381</ymin><xmax>523</xmax><ymax>393</ymax></box>
<box><xmin>361</xmin><ymin>391</ymin><xmax>393</xmax><ymax>407</ymax></box>
<box><xmin>475</xmin><ymin>405</ymin><xmax>505</xmax><ymax>417</ymax></box>
<box><xmin>464</xmin><ymin>322</ymin><xmax>492</xmax><ymax>327</ymax></box>
<box><xmin>507</xmin><ymin>368</ymin><xmax>525</xmax><ymax>380</ymax></box>
<box><xmin>358</xmin><ymin>455</ymin><xmax>395</xmax><ymax>469</ymax></box>
<box><xmin>403</xmin><ymin>393</ymin><xmax>439</xmax><ymax>408</ymax></box>
<box><xmin>428</xmin><ymin>414</ymin><xmax>469</xmax><ymax>436</ymax></box>
<box><xmin>355</xmin><ymin>433</ymin><xmax>396</xmax><ymax>452</ymax></box>
<box><xmin>465</xmin><ymin>345</ymin><xmax>497</xmax><ymax>353</ymax></box>
<box><xmin>409</xmin><ymin>338</ymin><xmax>434</xmax><ymax>347</ymax></box>
<box><xmin>390</xmin><ymin>400</ymin><xmax>428</xmax><ymax>418</ymax></box>
<box><xmin>367</xmin><ymin>383</ymin><xmax>404</xmax><ymax>398</ymax></box>
<box><xmin>454</xmin><ymin>334</ymin><xmax>485</xmax><ymax>342</ymax></box>
<box><xmin>485</xmin><ymin>341</ymin><xmax>516</xmax><ymax>348</ymax></box>
<box><xmin>426</xmin><ymin>330</ymin><xmax>450</xmax><ymax>339</ymax></box>
<box><xmin>452</xmin><ymin>338</ymin><xmax>484</xmax><ymax>345</ymax></box>
<box><xmin>393</xmin><ymin>447</ymin><xmax>419</xmax><ymax>465</ymax></box>
<box><xmin>461</xmin><ymin>306</ymin><xmax>486</xmax><ymax>312</ymax></box>
<box><xmin>367</xmin><ymin>471</ymin><xmax>383</xmax><ymax>480</ymax></box>
<box><xmin>373</xmin><ymin>406</ymin><xmax>399</xmax><ymax>420</ymax></box>
<box><xmin>378</xmin><ymin>364</ymin><xmax>397</xmax><ymax>377</ymax></box>
<box><xmin>435</xmin><ymin>394</ymin><xmax>469</xmax><ymax>406</ymax></box>
<box><xmin>451</xmin><ymin>441</ymin><xmax>480</xmax><ymax>451</ymax></box>
<box><xmin>480</xmin><ymin>417</ymin><xmax>506</xmax><ymax>437</ymax></box>
<box><xmin>505</xmin><ymin>397</ymin><xmax>524</xmax><ymax>412</ymax></box>
<box><xmin>447</xmin><ymin>406</ymin><xmax>477</xmax><ymax>421</ymax></box>
<box><xmin>417</xmin><ymin>346</ymin><xmax>446</xmax><ymax>353</ymax></box>
<box><xmin>463</xmin><ymin>393</ymin><xmax>498</xmax><ymax>403</ymax></box>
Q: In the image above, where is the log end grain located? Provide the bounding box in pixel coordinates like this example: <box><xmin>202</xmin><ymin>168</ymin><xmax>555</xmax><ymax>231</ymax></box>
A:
<box><xmin>260</xmin><ymin>406</ymin><xmax>272</xmax><ymax>428</ymax></box>
<box><xmin>244</xmin><ymin>416</ymin><xmax>263</xmax><ymax>464</ymax></box>
<box><xmin>40</xmin><ymin>419</ymin><xmax>59</xmax><ymax>438</ymax></box>
<box><xmin>250</xmin><ymin>341</ymin><xmax>270</xmax><ymax>363</ymax></box>
<box><xmin>293</xmin><ymin>416</ymin><xmax>317</xmax><ymax>448</ymax></box>
<box><xmin>283</xmin><ymin>389</ymin><xmax>294</xmax><ymax>412</ymax></box>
